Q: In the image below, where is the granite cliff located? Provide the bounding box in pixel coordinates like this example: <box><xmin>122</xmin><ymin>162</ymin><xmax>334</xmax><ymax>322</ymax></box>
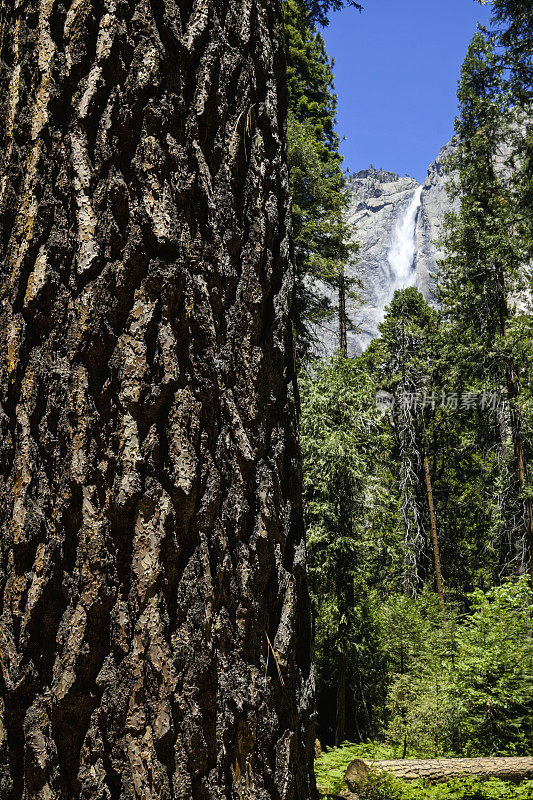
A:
<box><xmin>317</xmin><ymin>141</ymin><xmax>457</xmax><ymax>355</ymax></box>
<box><xmin>415</xmin><ymin>141</ymin><xmax>458</xmax><ymax>301</ymax></box>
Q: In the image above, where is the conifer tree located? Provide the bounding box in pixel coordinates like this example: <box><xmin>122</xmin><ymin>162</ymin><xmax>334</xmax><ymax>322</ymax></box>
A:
<box><xmin>300</xmin><ymin>354</ymin><xmax>383</xmax><ymax>745</ymax></box>
<box><xmin>438</xmin><ymin>31</ymin><xmax>533</xmax><ymax>579</ymax></box>
<box><xmin>304</xmin><ymin>0</ymin><xmax>363</xmax><ymax>28</ymax></box>
<box><xmin>486</xmin><ymin>1</ymin><xmax>533</xmax><ymax>274</ymax></box>
<box><xmin>0</xmin><ymin>0</ymin><xmax>359</xmax><ymax>794</ymax></box>
<box><xmin>485</xmin><ymin>0</ymin><xmax>533</xmax><ymax>99</ymax></box>
<box><xmin>284</xmin><ymin>0</ymin><xmax>357</xmax><ymax>358</ymax></box>
<box><xmin>371</xmin><ymin>289</ymin><xmax>445</xmax><ymax>605</ymax></box>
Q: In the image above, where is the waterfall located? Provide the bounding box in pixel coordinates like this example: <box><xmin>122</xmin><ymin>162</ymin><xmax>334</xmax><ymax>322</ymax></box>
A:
<box><xmin>387</xmin><ymin>185</ymin><xmax>422</xmax><ymax>291</ymax></box>
<box><xmin>369</xmin><ymin>185</ymin><xmax>423</xmax><ymax>337</ymax></box>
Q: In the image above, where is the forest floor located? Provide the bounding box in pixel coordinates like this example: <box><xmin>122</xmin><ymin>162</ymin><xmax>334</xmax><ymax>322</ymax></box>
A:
<box><xmin>315</xmin><ymin>743</ymin><xmax>533</xmax><ymax>800</ymax></box>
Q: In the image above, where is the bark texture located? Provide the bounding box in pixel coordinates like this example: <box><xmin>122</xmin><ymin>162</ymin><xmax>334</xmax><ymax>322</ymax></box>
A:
<box><xmin>345</xmin><ymin>757</ymin><xmax>533</xmax><ymax>789</ymax></box>
<box><xmin>0</xmin><ymin>1</ymin><xmax>316</xmax><ymax>798</ymax></box>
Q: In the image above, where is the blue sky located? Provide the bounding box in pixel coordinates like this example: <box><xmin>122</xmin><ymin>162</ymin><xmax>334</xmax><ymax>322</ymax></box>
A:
<box><xmin>322</xmin><ymin>0</ymin><xmax>493</xmax><ymax>183</ymax></box>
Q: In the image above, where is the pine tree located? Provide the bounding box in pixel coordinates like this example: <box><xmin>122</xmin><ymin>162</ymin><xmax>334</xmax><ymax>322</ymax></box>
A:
<box><xmin>284</xmin><ymin>0</ymin><xmax>358</xmax><ymax>358</ymax></box>
<box><xmin>371</xmin><ymin>289</ymin><xmax>444</xmax><ymax>609</ymax></box>
<box><xmin>304</xmin><ymin>0</ymin><xmax>363</xmax><ymax>28</ymax></box>
<box><xmin>300</xmin><ymin>354</ymin><xmax>383</xmax><ymax>744</ymax></box>
<box><xmin>285</xmin><ymin>0</ymin><xmax>343</xmax><ymax>156</ymax></box>
<box><xmin>438</xmin><ymin>31</ymin><xmax>533</xmax><ymax>580</ymax></box>
<box><xmin>0</xmin><ymin>1</ymin><xmax>331</xmax><ymax>796</ymax></box>
<box><xmin>487</xmin><ymin>0</ymin><xmax>533</xmax><ymax>398</ymax></box>
<box><xmin>485</xmin><ymin>0</ymin><xmax>533</xmax><ymax>101</ymax></box>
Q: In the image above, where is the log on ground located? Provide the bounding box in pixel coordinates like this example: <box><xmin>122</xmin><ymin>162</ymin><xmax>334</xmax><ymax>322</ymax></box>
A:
<box><xmin>345</xmin><ymin>757</ymin><xmax>533</xmax><ymax>790</ymax></box>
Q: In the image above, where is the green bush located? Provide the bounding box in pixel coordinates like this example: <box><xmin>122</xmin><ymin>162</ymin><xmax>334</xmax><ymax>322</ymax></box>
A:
<box><xmin>381</xmin><ymin>578</ymin><xmax>533</xmax><ymax>756</ymax></box>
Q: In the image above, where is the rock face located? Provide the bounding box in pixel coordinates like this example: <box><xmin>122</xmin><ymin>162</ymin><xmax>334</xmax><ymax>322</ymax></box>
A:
<box><xmin>318</xmin><ymin>143</ymin><xmax>457</xmax><ymax>356</ymax></box>
<box><xmin>345</xmin><ymin>168</ymin><xmax>420</xmax><ymax>352</ymax></box>
<box><xmin>415</xmin><ymin>141</ymin><xmax>458</xmax><ymax>299</ymax></box>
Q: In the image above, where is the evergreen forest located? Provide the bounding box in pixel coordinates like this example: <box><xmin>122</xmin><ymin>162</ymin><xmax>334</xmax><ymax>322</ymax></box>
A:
<box><xmin>288</xmin><ymin>1</ymin><xmax>533</xmax><ymax>797</ymax></box>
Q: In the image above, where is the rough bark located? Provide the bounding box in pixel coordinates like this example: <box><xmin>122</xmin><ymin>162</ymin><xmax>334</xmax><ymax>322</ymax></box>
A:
<box><xmin>0</xmin><ymin>2</ymin><xmax>316</xmax><ymax>799</ymax></box>
<box><xmin>345</xmin><ymin>757</ymin><xmax>533</xmax><ymax>789</ymax></box>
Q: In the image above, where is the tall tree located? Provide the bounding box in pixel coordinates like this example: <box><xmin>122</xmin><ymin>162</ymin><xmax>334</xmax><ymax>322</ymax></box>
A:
<box><xmin>484</xmin><ymin>0</ymin><xmax>533</xmax><ymax>101</ymax></box>
<box><xmin>284</xmin><ymin>0</ymin><xmax>357</xmax><ymax>358</ymax></box>
<box><xmin>303</xmin><ymin>0</ymin><xmax>363</xmax><ymax>28</ymax></box>
<box><xmin>0</xmin><ymin>1</ymin><xmax>338</xmax><ymax>797</ymax></box>
<box><xmin>300</xmin><ymin>354</ymin><xmax>385</xmax><ymax>745</ymax></box>
<box><xmin>438</xmin><ymin>31</ymin><xmax>533</xmax><ymax>581</ymax></box>
<box><xmin>372</xmin><ymin>288</ymin><xmax>443</xmax><ymax>602</ymax></box>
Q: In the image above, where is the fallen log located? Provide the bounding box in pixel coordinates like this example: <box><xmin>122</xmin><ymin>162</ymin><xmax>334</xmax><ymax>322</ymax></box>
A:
<box><xmin>345</xmin><ymin>757</ymin><xmax>533</xmax><ymax>790</ymax></box>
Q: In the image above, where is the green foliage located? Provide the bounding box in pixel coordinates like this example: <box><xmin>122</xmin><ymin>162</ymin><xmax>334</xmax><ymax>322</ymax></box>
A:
<box><xmin>378</xmin><ymin>592</ymin><xmax>456</xmax><ymax>757</ymax></box>
<box><xmin>300</xmin><ymin>354</ymin><xmax>376</xmax><ymax>553</ymax></box>
<box><xmin>483</xmin><ymin>0</ymin><xmax>533</xmax><ymax>100</ymax></box>
<box><xmin>448</xmin><ymin>578</ymin><xmax>533</xmax><ymax>755</ymax></box>
<box><xmin>299</xmin><ymin>0</ymin><xmax>533</xmax><ymax>770</ymax></box>
<box><xmin>286</xmin><ymin>0</ymin><xmax>342</xmax><ymax>155</ymax></box>
<box><xmin>314</xmin><ymin>741</ymin><xmax>398</xmax><ymax>794</ymax></box>
<box><xmin>357</xmin><ymin>770</ymin><xmax>407</xmax><ymax>800</ymax></box>
<box><xmin>303</xmin><ymin>0</ymin><xmax>363</xmax><ymax>28</ymax></box>
<box><xmin>284</xmin><ymin>0</ymin><xmax>357</xmax><ymax>358</ymax></box>
<box><xmin>374</xmin><ymin>287</ymin><xmax>440</xmax><ymax>393</ymax></box>
<box><xmin>356</xmin><ymin>774</ymin><xmax>533</xmax><ymax>800</ymax></box>
<box><xmin>437</xmin><ymin>25</ymin><xmax>533</xmax><ymax>575</ymax></box>
<box><xmin>382</xmin><ymin>579</ymin><xmax>533</xmax><ymax>757</ymax></box>
<box><xmin>315</xmin><ymin>745</ymin><xmax>533</xmax><ymax>799</ymax></box>
<box><xmin>438</xmin><ymin>31</ymin><xmax>518</xmax><ymax>356</ymax></box>
<box><xmin>484</xmin><ymin>1</ymin><xmax>533</xmax><ymax>292</ymax></box>
<box><xmin>305</xmin><ymin>296</ymin><xmax>532</xmax><ymax>753</ymax></box>
<box><xmin>288</xmin><ymin>114</ymin><xmax>355</xmax><ymax>354</ymax></box>
<box><xmin>366</xmin><ymin>288</ymin><xmax>447</xmax><ymax>598</ymax></box>
<box><xmin>300</xmin><ymin>354</ymin><xmax>388</xmax><ymax>742</ymax></box>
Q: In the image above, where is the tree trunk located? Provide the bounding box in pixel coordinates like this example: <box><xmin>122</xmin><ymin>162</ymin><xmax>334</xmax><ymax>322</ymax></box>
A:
<box><xmin>490</xmin><ymin>144</ymin><xmax>532</xmax><ymax>581</ymax></box>
<box><xmin>345</xmin><ymin>757</ymin><xmax>533</xmax><ymax>789</ymax></box>
<box><xmin>505</xmin><ymin>355</ymin><xmax>533</xmax><ymax>582</ymax></box>
<box><xmin>0</xmin><ymin>2</ymin><xmax>316</xmax><ymax>799</ymax></box>
<box><xmin>338</xmin><ymin>271</ymin><xmax>347</xmax><ymax>356</ymax></box>
<box><xmin>395</xmin><ymin>385</ymin><xmax>425</xmax><ymax>598</ymax></box>
<box><xmin>423</xmin><ymin>453</ymin><xmax>445</xmax><ymax>621</ymax></box>
<box><xmin>334</xmin><ymin>647</ymin><xmax>346</xmax><ymax>747</ymax></box>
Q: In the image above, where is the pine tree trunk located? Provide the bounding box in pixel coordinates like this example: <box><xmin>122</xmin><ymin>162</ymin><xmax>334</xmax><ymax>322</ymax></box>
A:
<box><xmin>490</xmin><ymin>155</ymin><xmax>532</xmax><ymax>581</ymax></box>
<box><xmin>338</xmin><ymin>272</ymin><xmax>347</xmax><ymax>356</ymax></box>
<box><xmin>505</xmin><ymin>356</ymin><xmax>533</xmax><ymax>582</ymax></box>
<box><xmin>334</xmin><ymin>647</ymin><xmax>346</xmax><ymax>747</ymax></box>
<box><xmin>0</xmin><ymin>2</ymin><xmax>316</xmax><ymax>799</ymax></box>
<box><xmin>395</xmin><ymin>391</ymin><xmax>425</xmax><ymax>598</ymax></box>
<box><xmin>345</xmin><ymin>757</ymin><xmax>533</xmax><ymax>789</ymax></box>
<box><xmin>423</xmin><ymin>454</ymin><xmax>445</xmax><ymax>621</ymax></box>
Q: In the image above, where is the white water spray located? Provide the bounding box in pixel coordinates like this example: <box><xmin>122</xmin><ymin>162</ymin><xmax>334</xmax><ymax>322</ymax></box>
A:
<box><xmin>387</xmin><ymin>185</ymin><xmax>422</xmax><ymax>291</ymax></box>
